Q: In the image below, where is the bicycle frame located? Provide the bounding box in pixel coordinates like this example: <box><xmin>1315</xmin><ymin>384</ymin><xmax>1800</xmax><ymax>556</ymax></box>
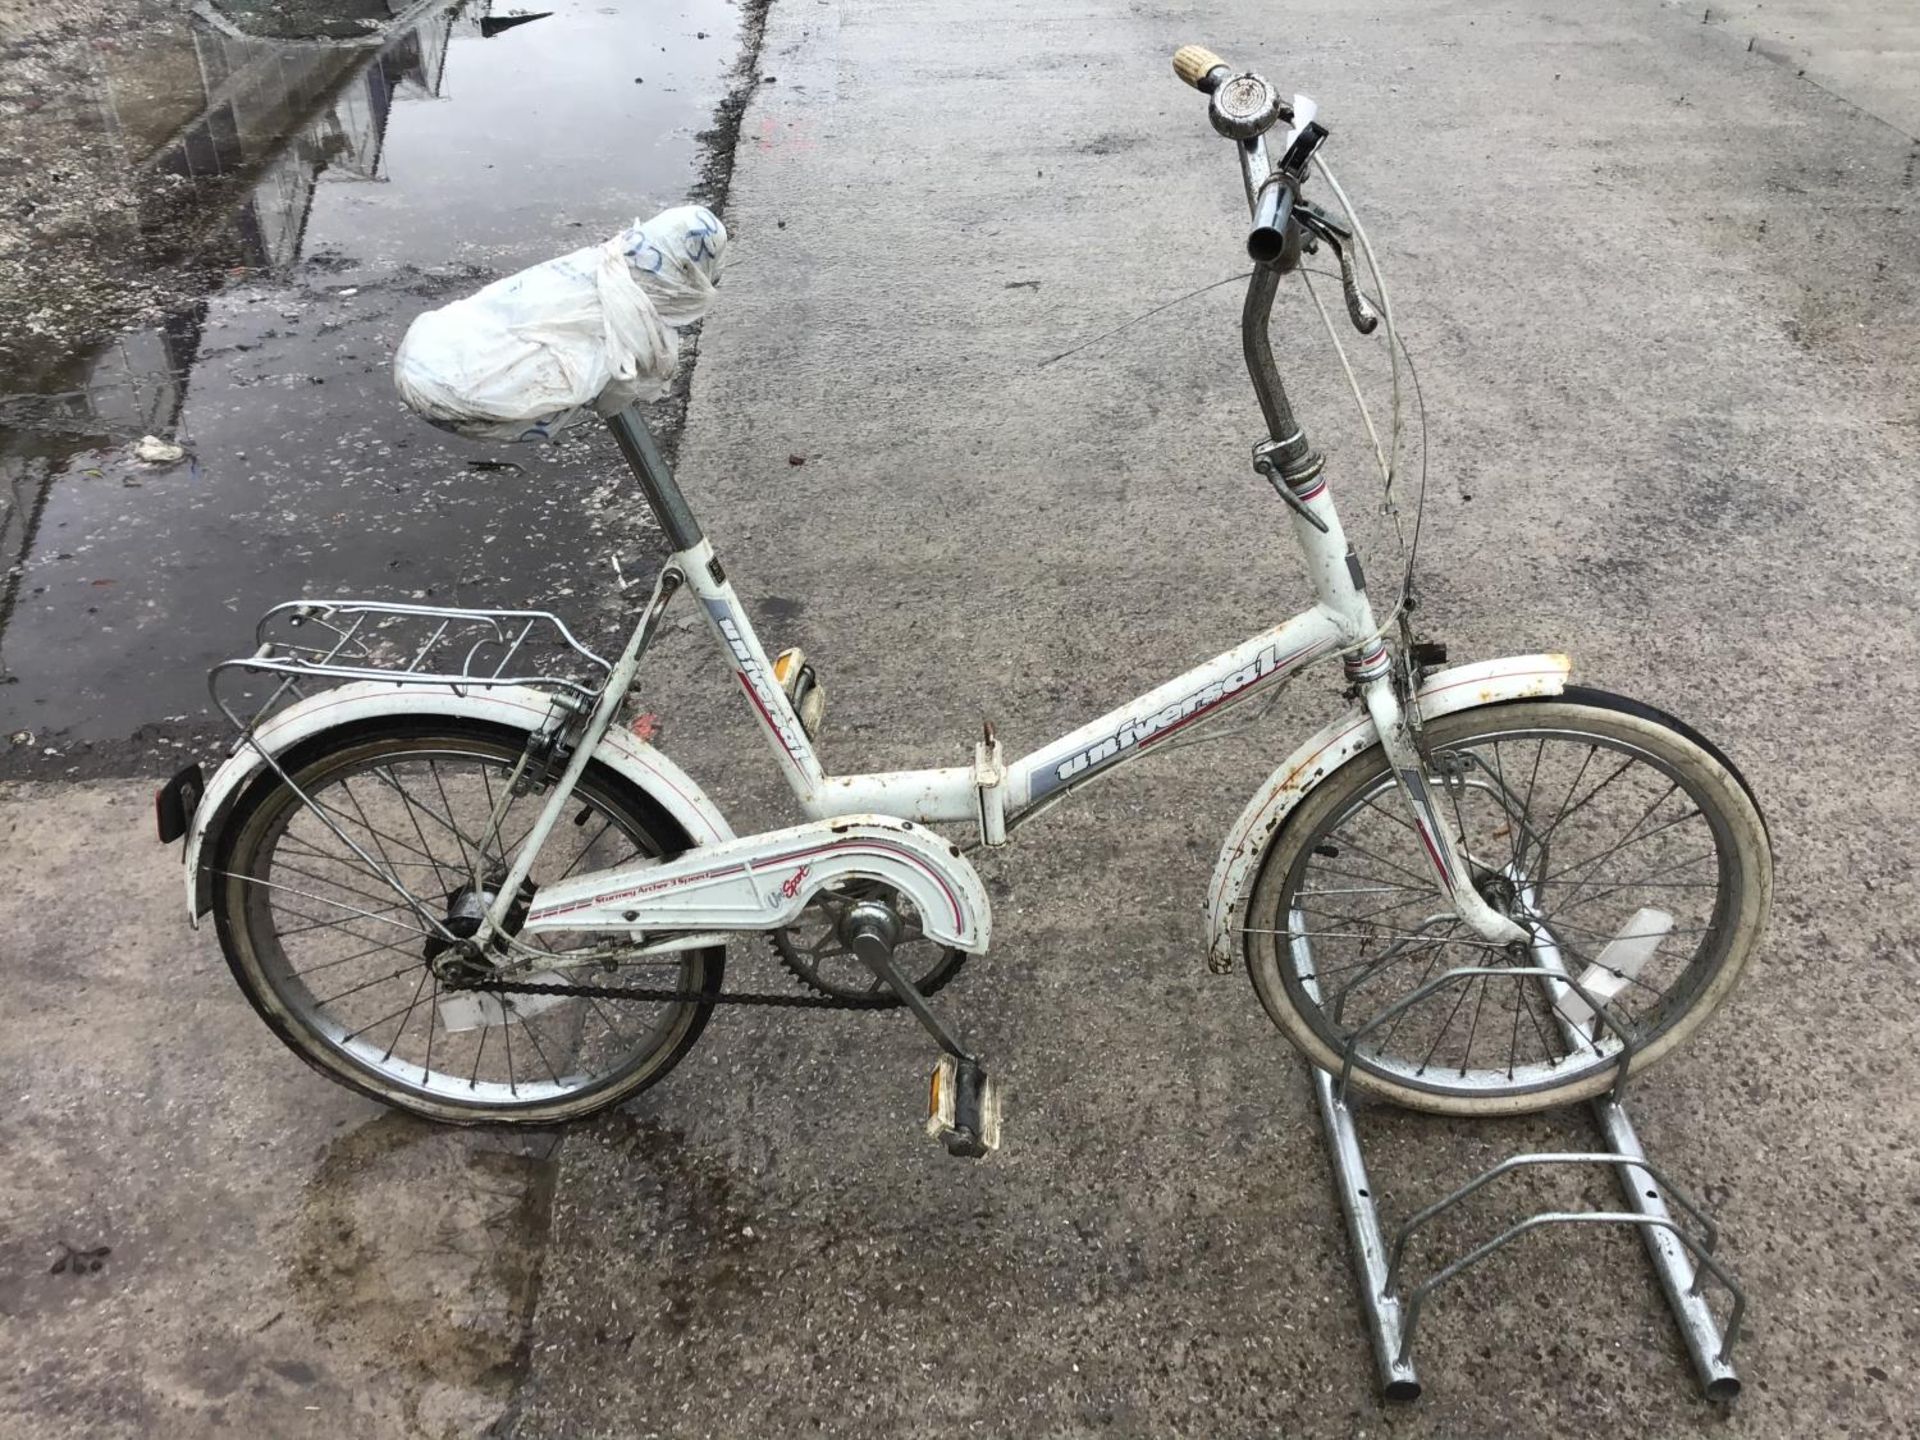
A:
<box><xmin>676</xmin><ymin>503</ymin><xmax>1350</xmax><ymax>829</ymax></box>
<box><xmin>494</xmin><ymin>389</ymin><xmax>1520</xmax><ymax>953</ymax></box>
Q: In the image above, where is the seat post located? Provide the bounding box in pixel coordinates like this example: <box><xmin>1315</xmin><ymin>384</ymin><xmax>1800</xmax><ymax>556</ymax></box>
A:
<box><xmin>605</xmin><ymin>405</ymin><xmax>704</xmax><ymax>551</ymax></box>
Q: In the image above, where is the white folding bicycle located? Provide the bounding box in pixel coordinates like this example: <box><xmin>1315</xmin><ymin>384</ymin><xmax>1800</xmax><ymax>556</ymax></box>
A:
<box><xmin>159</xmin><ymin>47</ymin><xmax>1772</xmax><ymax>1156</ymax></box>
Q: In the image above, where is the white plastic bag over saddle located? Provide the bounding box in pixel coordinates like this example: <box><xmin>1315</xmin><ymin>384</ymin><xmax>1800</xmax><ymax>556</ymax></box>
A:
<box><xmin>393</xmin><ymin>205</ymin><xmax>727</xmax><ymax>442</ymax></box>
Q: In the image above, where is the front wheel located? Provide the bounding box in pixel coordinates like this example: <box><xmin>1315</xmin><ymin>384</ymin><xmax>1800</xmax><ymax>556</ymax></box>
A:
<box><xmin>1242</xmin><ymin>689</ymin><xmax>1771</xmax><ymax>1116</ymax></box>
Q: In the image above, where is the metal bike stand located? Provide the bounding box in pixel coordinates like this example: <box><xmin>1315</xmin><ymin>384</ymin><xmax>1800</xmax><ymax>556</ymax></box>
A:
<box><xmin>1310</xmin><ymin>965</ymin><xmax>1746</xmax><ymax>1403</ymax></box>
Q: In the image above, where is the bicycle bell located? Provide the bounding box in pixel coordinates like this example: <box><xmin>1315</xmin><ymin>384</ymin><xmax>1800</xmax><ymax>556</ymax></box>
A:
<box><xmin>1209</xmin><ymin>72</ymin><xmax>1284</xmax><ymax>140</ymax></box>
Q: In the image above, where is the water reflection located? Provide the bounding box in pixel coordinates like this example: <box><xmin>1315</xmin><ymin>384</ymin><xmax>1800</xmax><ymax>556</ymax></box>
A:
<box><xmin>0</xmin><ymin>0</ymin><xmax>734</xmax><ymax>745</ymax></box>
<box><xmin>156</xmin><ymin>7</ymin><xmax>459</xmax><ymax>270</ymax></box>
<box><xmin>0</xmin><ymin>4</ymin><xmax>465</xmax><ymax>671</ymax></box>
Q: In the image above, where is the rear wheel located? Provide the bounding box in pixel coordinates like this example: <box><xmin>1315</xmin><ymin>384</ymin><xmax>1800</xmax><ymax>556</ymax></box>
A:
<box><xmin>212</xmin><ymin>719</ymin><xmax>723</xmax><ymax>1125</ymax></box>
<box><xmin>1242</xmin><ymin>690</ymin><xmax>1771</xmax><ymax>1115</ymax></box>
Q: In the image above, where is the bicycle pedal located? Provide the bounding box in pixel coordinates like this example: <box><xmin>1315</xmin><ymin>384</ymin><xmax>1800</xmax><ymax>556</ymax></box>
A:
<box><xmin>926</xmin><ymin>1055</ymin><xmax>1002</xmax><ymax>1158</ymax></box>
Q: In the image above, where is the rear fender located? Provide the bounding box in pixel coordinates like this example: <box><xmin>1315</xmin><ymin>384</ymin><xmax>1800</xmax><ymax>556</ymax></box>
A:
<box><xmin>1204</xmin><ymin>654</ymin><xmax>1572</xmax><ymax>971</ymax></box>
<box><xmin>182</xmin><ymin>682</ymin><xmax>733</xmax><ymax>923</ymax></box>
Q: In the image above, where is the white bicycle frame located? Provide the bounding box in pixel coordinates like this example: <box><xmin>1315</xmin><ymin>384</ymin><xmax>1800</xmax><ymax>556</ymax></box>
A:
<box><xmin>483</xmin><ymin>394</ymin><xmax>1525</xmax><ymax>956</ymax></box>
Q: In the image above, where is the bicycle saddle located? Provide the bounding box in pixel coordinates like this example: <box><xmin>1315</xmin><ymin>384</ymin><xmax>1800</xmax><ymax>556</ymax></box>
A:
<box><xmin>393</xmin><ymin>205</ymin><xmax>728</xmax><ymax>442</ymax></box>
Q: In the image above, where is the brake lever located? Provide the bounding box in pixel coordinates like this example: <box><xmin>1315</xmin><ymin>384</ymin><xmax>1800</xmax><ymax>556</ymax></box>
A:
<box><xmin>1295</xmin><ymin>205</ymin><xmax>1380</xmax><ymax>336</ymax></box>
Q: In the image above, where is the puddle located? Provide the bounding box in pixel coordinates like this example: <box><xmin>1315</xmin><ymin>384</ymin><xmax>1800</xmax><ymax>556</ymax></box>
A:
<box><xmin>0</xmin><ymin>0</ymin><xmax>743</xmax><ymax>747</ymax></box>
<box><xmin>290</xmin><ymin>1112</ymin><xmax>560</xmax><ymax>1433</ymax></box>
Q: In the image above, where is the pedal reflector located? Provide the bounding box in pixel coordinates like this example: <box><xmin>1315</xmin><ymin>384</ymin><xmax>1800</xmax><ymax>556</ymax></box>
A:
<box><xmin>926</xmin><ymin>1055</ymin><xmax>1002</xmax><ymax>1157</ymax></box>
<box><xmin>927</xmin><ymin>1055</ymin><xmax>957</xmax><ymax>1135</ymax></box>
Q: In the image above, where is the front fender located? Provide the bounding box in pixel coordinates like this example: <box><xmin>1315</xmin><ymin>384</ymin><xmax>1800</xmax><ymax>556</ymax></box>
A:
<box><xmin>1204</xmin><ymin>654</ymin><xmax>1572</xmax><ymax>971</ymax></box>
<box><xmin>183</xmin><ymin>682</ymin><xmax>734</xmax><ymax>923</ymax></box>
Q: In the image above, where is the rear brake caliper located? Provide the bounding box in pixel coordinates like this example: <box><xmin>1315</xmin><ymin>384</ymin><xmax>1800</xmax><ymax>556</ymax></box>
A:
<box><xmin>514</xmin><ymin>693</ymin><xmax>591</xmax><ymax>796</ymax></box>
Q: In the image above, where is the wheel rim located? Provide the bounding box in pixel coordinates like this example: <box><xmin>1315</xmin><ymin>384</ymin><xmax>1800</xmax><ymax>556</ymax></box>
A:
<box><xmin>223</xmin><ymin>736</ymin><xmax>708</xmax><ymax>1110</ymax></box>
<box><xmin>1259</xmin><ymin>722</ymin><xmax>1744</xmax><ymax>1100</ymax></box>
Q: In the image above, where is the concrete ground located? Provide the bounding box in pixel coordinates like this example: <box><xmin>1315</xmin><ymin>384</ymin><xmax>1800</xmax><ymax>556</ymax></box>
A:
<box><xmin>1704</xmin><ymin>0</ymin><xmax>1920</xmax><ymax>138</ymax></box>
<box><xmin>511</xmin><ymin>0</ymin><xmax>1919</xmax><ymax>1435</ymax></box>
<box><xmin>2</xmin><ymin>0</ymin><xmax>1916</xmax><ymax>1436</ymax></box>
<box><xmin>0</xmin><ymin>785</ymin><xmax>560</xmax><ymax>1436</ymax></box>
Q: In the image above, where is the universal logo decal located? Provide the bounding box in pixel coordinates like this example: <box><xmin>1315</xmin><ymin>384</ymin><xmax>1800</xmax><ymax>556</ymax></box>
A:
<box><xmin>707</xmin><ymin>599</ymin><xmax>811</xmax><ymax>761</ymax></box>
<box><xmin>1037</xmin><ymin>639</ymin><xmax>1325</xmax><ymax>797</ymax></box>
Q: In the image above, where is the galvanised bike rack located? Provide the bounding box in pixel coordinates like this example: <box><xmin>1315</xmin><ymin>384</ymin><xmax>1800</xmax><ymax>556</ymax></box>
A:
<box><xmin>1313</xmin><ymin>963</ymin><xmax>1745</xmax><ymax>1403</ymax></box>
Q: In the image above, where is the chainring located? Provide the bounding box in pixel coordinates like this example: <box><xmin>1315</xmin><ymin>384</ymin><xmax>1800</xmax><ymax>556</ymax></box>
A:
<box><xmin>770</xmin><ymin>880</ymin><xmax>967</xmax><ymax>1003</ymax></box>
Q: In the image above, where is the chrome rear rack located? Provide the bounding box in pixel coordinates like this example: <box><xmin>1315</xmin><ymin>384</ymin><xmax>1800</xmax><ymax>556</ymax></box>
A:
<box><xmin>209</xmin><ymin>598</ymin><xmax>612</xmax><ymax>736</ymax></box>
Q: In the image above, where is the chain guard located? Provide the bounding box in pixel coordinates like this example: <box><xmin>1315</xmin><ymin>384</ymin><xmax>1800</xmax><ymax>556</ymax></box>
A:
<box><xmin>451</xmin><ymin>879</ymin><xmax>968</xmax><ymax>1010</ymax></box>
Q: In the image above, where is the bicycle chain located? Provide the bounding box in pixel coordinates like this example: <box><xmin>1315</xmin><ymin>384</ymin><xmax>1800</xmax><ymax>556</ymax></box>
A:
<box><xmin>451</xmin><ymin>974</ymin><xmax>902</xmax><ymax>1010</ymax></box>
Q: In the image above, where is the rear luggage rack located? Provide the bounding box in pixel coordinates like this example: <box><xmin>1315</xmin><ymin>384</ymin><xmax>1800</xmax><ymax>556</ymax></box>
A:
<box><xmin>209</xmin><ymin>599</ymin><xmax>612</xmax><ymax>736</ymax></box>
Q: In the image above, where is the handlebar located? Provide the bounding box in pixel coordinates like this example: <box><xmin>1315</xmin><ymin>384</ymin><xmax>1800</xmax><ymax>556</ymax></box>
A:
<box><xmin>1247</xmin><ymin>170</ymin><xmax>1295</xmax><ymax>267</ymax></box>
<box><xmin>1172</xmin><ymin>44</ymin><xmax>1318</xmax><ymax>267</ymax></box>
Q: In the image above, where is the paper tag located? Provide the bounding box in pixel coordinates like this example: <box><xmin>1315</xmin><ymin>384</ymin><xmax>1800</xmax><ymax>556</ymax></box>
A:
<box><xmin>1556</xmin><ymin>907</ymin><xmax>1674</xmax><ymax>1026</ymax></box>
<box><xmin>436</xmin><ymin>971</ymin><xmax>572</xmax><ymax>1033</ymax></box>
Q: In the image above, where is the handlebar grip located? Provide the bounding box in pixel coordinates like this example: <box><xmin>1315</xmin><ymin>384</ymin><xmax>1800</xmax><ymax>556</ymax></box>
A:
<box><xmin>1173</xmin><ymin>44</ymin><xmax>1231</xmax><ymax>93</ymax></box>
<box><xmin>1247</xmin><ymin>179</ymin><xmax>1296</xmax><ymax>267</ymax></box>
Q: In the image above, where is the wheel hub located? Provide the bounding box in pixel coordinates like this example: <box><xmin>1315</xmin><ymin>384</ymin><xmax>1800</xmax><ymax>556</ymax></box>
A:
<box><xmin>424</xmin><ymin>874</ymin><xmax>537</xmax><ymax>979</ymax></box>
<box><xmin>1471</xmin><ymin>868</ymin><xmax>1519</xmax><ymax>915</ymax></box>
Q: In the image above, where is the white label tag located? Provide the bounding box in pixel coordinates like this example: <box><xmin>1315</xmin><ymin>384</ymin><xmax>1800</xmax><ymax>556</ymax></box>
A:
<box><xmin>435</xmin><ymin>971</ymin><xmax>572</xmax><ymax>1033</ymax></box>
<box><xmin>1556</xmin><ymin>907</ymin><xmax>1674</xmax><ymax>1027</ymax></box>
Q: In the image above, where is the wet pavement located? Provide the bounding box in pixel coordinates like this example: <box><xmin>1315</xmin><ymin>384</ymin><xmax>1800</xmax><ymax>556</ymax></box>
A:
<box><xmin>0</xmin><ymin>780</ymin><xmax>563</xmax><ymax>1436</ymax></box>
<box><xmin>0</xmin><ymin>0</ymin><xmax>744</xmax><ymax>763</ymax></box>
<box><xmin>4</xmin><ymin>0</ymin><xmax>1918</xmax><ymax>1435</ymax></box>
<box><xmin>0</xmin><ymin>2</ymin><xmax>765</xmax><ymax>1435</ymax></box>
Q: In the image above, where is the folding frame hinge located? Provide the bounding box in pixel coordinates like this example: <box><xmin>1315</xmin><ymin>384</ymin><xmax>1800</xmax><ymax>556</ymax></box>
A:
<box><xmin>974</xmin><ymin>723</ymin><xmax>1009</xmax><ymax>847</ymax></box>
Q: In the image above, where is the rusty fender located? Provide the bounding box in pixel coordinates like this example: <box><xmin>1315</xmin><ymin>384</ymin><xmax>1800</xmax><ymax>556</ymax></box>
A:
<box><xmin>1203</xmin><ymin>654</ymin><xmax>1572</xmax><ymax>972</ymax></box>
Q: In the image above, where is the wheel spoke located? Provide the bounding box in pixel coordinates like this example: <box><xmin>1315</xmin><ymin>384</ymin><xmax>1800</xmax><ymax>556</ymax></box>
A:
<box><xmin>558</xmin><ymin>818</ymin><xmax>614</xmax><ymax>880</ymax></box>
<box><xmin>1415</xmin><ymin>972</ymin><xmax>1478</xmax><ymax>1075</ymax></box>
<box><xmin>512</xmin><ymin>1009</ymin><xmax>568</xmax><ymax>1087</ymax></box>
<box><xmin>1546</xmin><ymin>858</ymin><xmax>1719</xmax><ymax>920</ymax></box>
<box><xmin>1313</xmin><ymin>829</ymin><xmax>1443</xmax><ymax>892</ymax></box>
<box><xmin>316</xmin><ymin>961</ymin><xmax>421</xmax><ymax>1010</ymax></box>
<box><xmin>271</xmin><ymin>856</ymin><xmax>423</xmax><ymax>912</ymax></box>
<box><xmin>1291</xmin><ymin>892</ymin><xmax>1434</xmax><ymax>930</ymax></box>
<box><xmin>221</xmin><ymin>870</ymin><xmax>436</xmax><ymax>938</ymax></box>
<box><xmin>292</xmin><ymin>934</ymin><xmax>421</xmax><ymax>980</ymax></box>
<box><xmin>382</xmin><ymin>968</ymin><xmax>433</xmax><ymax>1063</ymax></box>
<box><xmin>1541</xmin><ymin>803</ymin><xmax>1704</xmax><ymax>893</ymax></box>
<box><xmin>428</xmin><ymin>758</ymin><xmax>481</xmax><ymax>885</ymax></box>
<box><xmin>365</xmin><ymin>765</ymin><xmax>488</xmax><ymax>883</ymax></box>
<box><xmin>1458</xmin><ymin>972</ymin><xmax>1491</xmax><ymax>1077</ymax></box>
